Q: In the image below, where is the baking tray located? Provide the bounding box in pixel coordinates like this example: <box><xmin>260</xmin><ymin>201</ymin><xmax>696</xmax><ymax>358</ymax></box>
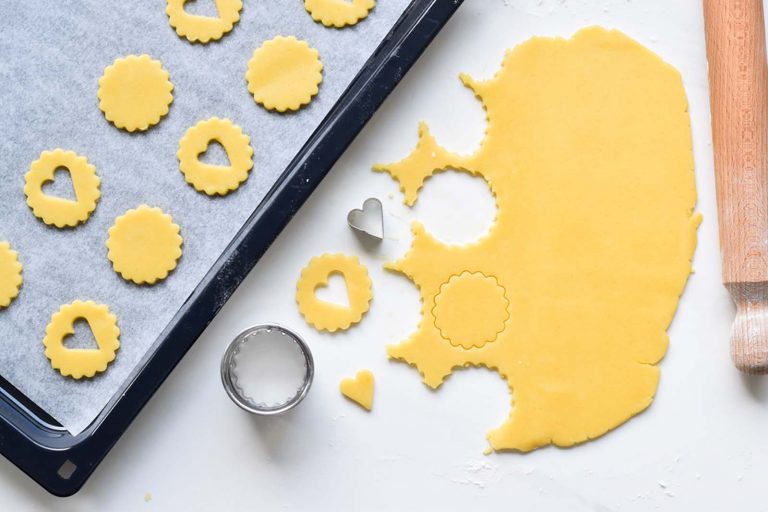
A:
<box><xmin>0</xmin><ymin>0</ymin><xmax>463</xmax><ymax>496</ymax></box>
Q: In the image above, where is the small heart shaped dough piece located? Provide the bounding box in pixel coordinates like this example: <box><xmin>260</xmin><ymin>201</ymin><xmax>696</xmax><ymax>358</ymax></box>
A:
<box><xmin>340</xmin><ymin>370</ymin><xmax>374</xmax><ymax>411</ymax></box>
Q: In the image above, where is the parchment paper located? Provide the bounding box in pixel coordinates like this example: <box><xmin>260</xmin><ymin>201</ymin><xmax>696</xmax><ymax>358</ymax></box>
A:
<box><xmin>0</xmin><ymin>0</ymin><xmax>410</xmax><ymax>434</ymax></box>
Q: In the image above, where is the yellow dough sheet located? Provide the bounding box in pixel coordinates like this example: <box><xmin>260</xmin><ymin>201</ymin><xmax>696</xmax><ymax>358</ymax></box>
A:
<box><xmin>375</xmin><ymin>27</ymin><xmax>700</xmax><ymax>452</ymax></box>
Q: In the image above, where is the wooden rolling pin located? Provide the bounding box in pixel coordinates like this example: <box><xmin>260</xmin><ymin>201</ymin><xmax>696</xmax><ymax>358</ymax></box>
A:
<box><xmin>704</xmin><ymin>0</ymin><xmax>768</xmax><ymax>374</ymax></box>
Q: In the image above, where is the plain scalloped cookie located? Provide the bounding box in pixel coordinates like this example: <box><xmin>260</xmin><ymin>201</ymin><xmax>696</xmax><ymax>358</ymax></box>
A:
<box><xmin>98</xmin><ymin>55</ymin><xmax>174</xmax><ymax>132</ymax></box>
<box><xmin>106</xmin><ymin>205</ymin><xmax>183</xmax><ymax>285</ymax></box>
<box><xmin>304</xmin><ymin>0</ymin><xmax>376</xmax><ymax>28</ymax></box>
<box><xmin>246</xmin><ymin>36</ymin><xmax>323</xmax><ymax>112</ymax></box>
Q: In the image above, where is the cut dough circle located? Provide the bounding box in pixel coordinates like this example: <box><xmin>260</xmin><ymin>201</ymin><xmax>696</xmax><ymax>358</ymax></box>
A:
<box><xmin>24</xmin><ymin>149</ymin><xmax>101</xmax><ymax>228</ymax></box>
<box><xmin>246</xmin><ymin>36</ymin><xmax>323</xmax><ymax>112</ymax></box>
<box><xmin>98</xmin><ymin>55</ymin><xmax>174</xmax><ymax>132</ymax></box>
<box><xmin>0</xmin><ymin>242</ymin><xmax>22</xmax><ymax>309</ymax></box>
<box><xmin>433</xmin><ymin>272</ymin><xmax>509</xmax><ymax>349</ymax></box>
<box><xmin>166</xmin><ymin>0</ymin><xmax>243</xmax><ymax>43</ymax></box>
<box><xmin>376</xmin><ymin>27</ymin><xmax>700</xmax><ymax>452</ymax></box>
<box><xmin>44</xmin><ymin>300</ymin><xmax>120</xmax><ymax>379</ymax></box>
<box><xmin>177</xmin><ymin>117</ymin><xmax>254</xmax><ymax>196</ymax></box>
<box><xmin>296</xmin><ymin>254</ymin><xmax>372</xmax><ymax>332</ymax></box>
<box><xmin>304</xmin><ymin>0</ymin><xmax>376</xmax><ymax>28</ymax></box>
<box><xmin>340</xmin><ymin>369</ymin><xmax>375</xmax><ymax>411</ymax></box>
<box><xmin>106</xmin><ymin>205</ymin><xmax>183</xmax><ymax>285</ymax></box>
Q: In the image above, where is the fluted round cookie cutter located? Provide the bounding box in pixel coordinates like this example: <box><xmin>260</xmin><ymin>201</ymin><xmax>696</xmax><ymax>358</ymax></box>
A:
<box><xmin>220</xmin><ymin>324</ymin><xmax>314</xmax><ymax>415</ymax></box>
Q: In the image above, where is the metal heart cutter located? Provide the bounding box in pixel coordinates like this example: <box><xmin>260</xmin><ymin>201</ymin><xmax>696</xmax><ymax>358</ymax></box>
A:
<box><xmin>347</xmin><ymin>197</ymin><xmax>384</xmax><ymax>241</ymax></box>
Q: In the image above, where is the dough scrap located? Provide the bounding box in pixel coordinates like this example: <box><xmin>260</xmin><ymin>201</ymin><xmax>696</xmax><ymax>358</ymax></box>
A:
<box><xmin>374</xmin><ymin>27</ymin><xmax>700</xmax><ymax>452</ymax></box>
<box><xmin>177</xmin><ymin>117</ymin><xmax>254</xmax><ymax>196</ymax></box>
<box><xmin>304</xmin><ymin>0</ymin><xmax>375</xmax><ymax>28</ymax></box>
<box><xmin>340</xmin><ymin>369</ymin><xmax>375</xmax><ymax>411</ymax></box>
<box><xmin>98</xmin><ymin>55</ymin><xmax>174</xmax><ymax>132</ymax></box>
<box><xmin>166</xmin><ymin>0</ymin><xmax>243</xmax><ymax>43</ymax></box>
<box><xmin>246</xmin><ymin>36</ymin><xmax>323</xmax><ymax>112</ymax></box>
<box><xmin>44</xmin><ymin>300</ymin><xmax>120</xmax><ymax>379</ymax></box>
<box><xmin>296</xmin><ymin>254</ymin><xmax>372</xmax><ymax>332</ymax></box>
<box><xmin>106</xmin><ymin>205</ymin><xmax>183</xmax><ymax>285</ymax></box>
<box><xmin>24</xmin><ymin>149</ymin><xmax>100</xmax><ymax>228</ymax></box>
<box><xmin>0</xmin><ymin>242</ymin><xmax>22</xmax><ymax>309</ymax></box>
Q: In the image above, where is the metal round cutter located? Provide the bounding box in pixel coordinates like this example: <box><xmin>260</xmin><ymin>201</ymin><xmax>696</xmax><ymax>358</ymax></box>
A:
<box><xmin>220</xmin><ymin>325</ymin><xmax>314</xmax><ymax>415</ymax></box>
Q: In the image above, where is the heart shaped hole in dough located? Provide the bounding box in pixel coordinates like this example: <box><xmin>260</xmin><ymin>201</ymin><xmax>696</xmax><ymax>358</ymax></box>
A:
<box><xmin>314</xmin><ymin>272</ymin><xmax>350</xmax><ymax>308</ymax></box>
<box><xmin>41</xmin><ymin>167</ymin><xmax>78</xmax><ymax>202</ymax></box>
<box><xmin>62</xmin><ymin>318</ymin><xmax>99</xmax><ymax>350</ymax></box>
<box><xmin>198</xmin><ymin>139</ymin><xmax>231</xmax><ymax>167</ymax></box>
<box><xmin>182</xmin><ymin>0</ymin><xmax>220</xmax><ymax>19</ymax></box>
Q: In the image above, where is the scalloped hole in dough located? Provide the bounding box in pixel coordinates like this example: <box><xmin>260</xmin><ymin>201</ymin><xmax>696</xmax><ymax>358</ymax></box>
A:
<box><xmin>314</xmin><ymin>272</ymin><xmax>349</xmax><ymax>308</ymax></box>
<box><xmin>182</xmin><ymin>0</ymin><xmax>219</xmax><ymax>18</ymax></box>
<box><xmin>41</xmin><ymin>167</ymin><xmax>77</xmax><ymax>202</ymax></box>
<box><xmin>62</xmin><ymin>318</ymin><xmax>99</xmax><ymax>350</ymax></box>
<box><xmin>411</xmin><ymin>169</ymin><xmax>497</xmax><ymax>246</ymax></box>
<box><xmin>198</xmin><ymin>139</ymin><xmax>231</xmax><ymax>167</ymax></box>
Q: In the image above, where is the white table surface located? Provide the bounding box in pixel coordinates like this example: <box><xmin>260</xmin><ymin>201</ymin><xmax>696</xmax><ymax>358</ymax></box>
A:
<box><xmin>2</xmin><ymin>0</ymin><xmax>767</xmax><ymax>510</ymax></box>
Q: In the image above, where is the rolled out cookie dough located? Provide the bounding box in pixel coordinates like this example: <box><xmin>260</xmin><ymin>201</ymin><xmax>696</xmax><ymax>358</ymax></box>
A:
<box><xmin>246</xmin><ymin>36</ymin><xmax>323</xmax><ymax>113</ymax></box>
<box><xmin>374</xmin><ymin>27</ymin><xmax>700</xmax><ymax>452</ymax></box>
<box><xmin>98</xmin><ymin>55</ymin><xmax>174</xmax><ymax>132</ymax></box>
<box><xmin>106</xmin><ymin>205</ymin><xmax>183</xmax><ymax>285</ymax></box>
<box><xmin>304</xmin><ymin>0</ymin><xmax>376</xmax><ymax>28</ymax></box>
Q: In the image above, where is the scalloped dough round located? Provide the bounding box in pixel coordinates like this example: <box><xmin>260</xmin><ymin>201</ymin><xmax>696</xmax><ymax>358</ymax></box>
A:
<box><xmin>177</xmin><ymin>117</ymin><xmax>254</xmax><ymax>196</ymax></box>
<box><xmin>0</xmin><ymin>242</ymin><xmax>22</xmax><ymax>309</ymax></box>
<box><xmin>304</xmin><ymin>0</ymin><xmax>375</xmax><ymax>28</ymax></box>
<box><xmin>106</xmin><ymin>205</ymin><xmax>183</xmax><ymax>285</ymax></box>
<box><xmin>44</xmin><ymin>300</ymin><xmax>120</xmax><ymax>379</ymax></box>
<box><xmin>24</xmin><ymin>149</ymin><xmax>100</xmax><ymax>228</ymax></box>
<box><xmin>98</xmin><ymin>55</ymin><xmax>174</xmax><ymax>132</ymax></box>
<box><xmin>246</xmin><ymin>36</ymin><xmax>323</xmax><ymax>112</ymax></box>
<box><xmin>166</xmin><ymin>0</ymin><xmax>243</xmax><ymax>43</ymax></box>
<box><xmin>296</xmin><ymin>254</ymin><xmax>371</xmax><ymax>332</ymax></box>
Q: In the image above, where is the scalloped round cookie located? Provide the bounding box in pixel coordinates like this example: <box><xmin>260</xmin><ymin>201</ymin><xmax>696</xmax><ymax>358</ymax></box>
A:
<box><xmin>24</xmin><ymin>149</ymin><xmax>101</xmax><ymax>228</ymax></box>
<box><xmin>98</xmin><ymin>55</ymin><xmax>174</xmax><ymax>132</ymax></box>
<box><xmin>304</xmin><ymin>0</ymin><xmax>375</xmax><ymax>28</ymax></box>
<box><xmin>245</xmin><ymin>36</ymin><xmax>323</xmax><ymax>112</ymax></box>
<box><xmin>44</xmin><ymin>300</ymin><xmax>120</xmax><ymax>379</ymax></box>
<box><xmin>177</xmin><ymin>117</ymin><xmax>254</xmax><ymax>195</ymax></box>
<box><xmin>106</xmin><ymin>205</ymin><xmax>183</xmax><ymax>285</ymax></box>
<box><xmin>166</xmin><ymin>0</ymin><xmax>243</xmax><ymax>43</ymax></box>
<box><xmin>0</xmin><ymin>242</ymin><xmax>22</xmax><ymax>309</ymax></box>
<box><xmin>296</xmin><ymin>254</ymin><xmax>372</xmax><ymax>332</ymax></box>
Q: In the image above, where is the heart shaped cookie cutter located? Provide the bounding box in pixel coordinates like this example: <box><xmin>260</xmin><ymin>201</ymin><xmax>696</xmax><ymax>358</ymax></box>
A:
<box><xmin>347</xmin><ymin>197</ymin><xmax>384</xmax><ymax>241</ymax></box>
